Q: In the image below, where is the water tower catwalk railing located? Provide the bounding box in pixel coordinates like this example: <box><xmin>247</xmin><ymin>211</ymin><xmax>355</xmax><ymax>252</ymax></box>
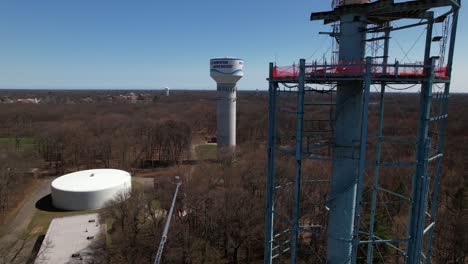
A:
<box><xmin>263</xmin><ymin>1</ymin><xmax>460</xmax><ymax>263</ymax></box>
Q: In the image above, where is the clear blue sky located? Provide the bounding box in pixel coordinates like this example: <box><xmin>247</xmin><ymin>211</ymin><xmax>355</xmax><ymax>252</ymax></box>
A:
<box><xmin>0</xmin><ymin>0</ymin><xmax>466</xmax><ymax>91</ymax></box>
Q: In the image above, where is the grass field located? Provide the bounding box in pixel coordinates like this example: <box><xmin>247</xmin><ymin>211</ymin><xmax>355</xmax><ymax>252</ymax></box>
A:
<box><xmin>0</xmin><ymin>137</ymin><xmax>35</xmax><ymax>151</ymax></box>
<box><xmin>195</xmin><ymin>144</ymin><xmax>217</xmax><ymax>160</ymax></box>
<box><xmin>0</xmin><ymin>137</ymin><xmax>34</xmax><ymax>145</ymax></box>
<box><xmin>26</xmin><ymin>208</ymin><xmax>101</xmax><ymax>238</ymax></box>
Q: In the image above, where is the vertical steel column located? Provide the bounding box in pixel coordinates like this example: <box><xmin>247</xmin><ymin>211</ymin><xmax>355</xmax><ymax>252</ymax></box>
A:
<box><xmin>406</xmin><ymin>14</ymin><xmax>434</xmax><ymax>263</ymax></box>
<box><xmin>351</xmin><ymin>57</ymin><xmax>372</xmax><ymax>263</ymax></box>
<box><xmin>406</xmin><ymin>12</ymin><xmax>434</xmax><ymax>263</ymax></box>
<box><xmin>264</xmin><ymin>63</ymin><xmax>278</xmax><ymax>264</ymax></box>
<box><xmin>327</xmin><ymin>13</ymin><xmax>366</xmax><ymax>264</ymax></box>
<box><xmin>423</xmin><ymin>13</ymin><xmax>434</xmax><ymax>66</ymax></box>
<box><xmin>290</xmin><ymin>59</ymin><xmax>306</xmax><ymax>263</ymax></box>
<box><xmin>366</xmin><ymin>25</ymin><xmax>390</xmax><ymax>264</ymax></box>
<box><xmin>406</xmin><ymin>58</ymin><xmax>436</xmax><ymax>264</ymax></box>
<box><xmin>425</xmin><ymin>5</ymin><xmax>460</xmax><ymax>263</ymax></box>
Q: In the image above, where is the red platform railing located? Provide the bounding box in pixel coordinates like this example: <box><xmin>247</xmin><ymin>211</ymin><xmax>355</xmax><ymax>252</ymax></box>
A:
<box><xmin>272</xmin><ymin>61</ymin><xmax>448</xmax><ymax>79</ymax></box>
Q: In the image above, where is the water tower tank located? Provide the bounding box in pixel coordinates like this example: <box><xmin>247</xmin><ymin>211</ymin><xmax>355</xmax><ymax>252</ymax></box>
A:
<box><xmin>210</xmin><ymin>58</ymin><xmax>244</xmax><ymax>84</ymax></box>
<box><xmin>164</xmin><ymin>87</ymin><xmax>170</xmax><ymax>96</ymax></box>
<box><xmin>210</xmin><ymin>58</ymin><xmax>244</xmax><ymax>156</ymax></box>
<box><xmin>51</xmin><ymin>169</ymin><xmax>131</xmax><ymax>211</ymax></box>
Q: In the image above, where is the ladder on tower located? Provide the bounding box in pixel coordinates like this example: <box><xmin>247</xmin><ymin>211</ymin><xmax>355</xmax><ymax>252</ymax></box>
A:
<box><xmin>303</xmin><ymin>89</ymin><xmax>336</xmax><ymax>160</ymax></box>
<box><xmin>421</xmin><ymin>82</ymin><xmax>450</xmax><ymax>261</ymax></box>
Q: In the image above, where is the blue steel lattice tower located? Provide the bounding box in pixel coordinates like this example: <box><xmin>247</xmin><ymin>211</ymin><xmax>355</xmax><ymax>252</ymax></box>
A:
<box><xmin>264</xmin><ymin>0</ymin><xmax>461</xmax><ymax>263</ymax></box>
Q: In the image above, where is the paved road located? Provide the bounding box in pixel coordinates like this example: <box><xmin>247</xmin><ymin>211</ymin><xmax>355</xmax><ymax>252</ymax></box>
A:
<box><xmin>0</xmin><ymin>177</ymin><xmax>54</xmax><ymax>264</ymax></box>
<box><xmin>0</xmin><ymin>178</ymin><xmax>53</xmax><ymax>241</ymax></box>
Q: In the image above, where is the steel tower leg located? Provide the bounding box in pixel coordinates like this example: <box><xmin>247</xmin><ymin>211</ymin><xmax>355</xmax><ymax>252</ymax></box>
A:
<box><xmin>366</xmin><ymin>25</ymin><xmax>390</xmax><ymax>264</ymax></box>
<box><xmin>425</xmin><ymin>5</ymin><xmax>460</xmax><ymax>263</ymax></box>
<box><xmin>326</xmin><ymin>14</ymin><xmax>366</xmax><ymax>264</ymax></box>
<box><xmin>351</xmin><ymin>57</ymin><xmax>372</xmax><ymax>262</ymax></box>
<box><xmin>406</xmin><ymin>58</ymin><xmax>436</xmax><ymax>264</ymax></box>
<box><xmin>290</xmin><ymin>59</ymin><xmax>306</xmax><ymax>263</ymax></box>
<box><xmin>406</xmin><ymin>13</ymin><xmax>434</xmax><ymax>263</ymax></box>
<box><xmin>264</xmin><ymin>63</ymin><xmax>278</xmax><ymax>264</ymax></box>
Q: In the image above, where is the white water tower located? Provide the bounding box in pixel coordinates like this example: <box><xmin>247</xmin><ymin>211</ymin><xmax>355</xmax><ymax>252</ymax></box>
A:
<box><xmin>210</xmin><ymin>57</ymin><xmax>244</xmax><ymax>155</ymax></box>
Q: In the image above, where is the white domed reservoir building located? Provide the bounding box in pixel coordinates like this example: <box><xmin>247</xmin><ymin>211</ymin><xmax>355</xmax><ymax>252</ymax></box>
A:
<box><xmin>51</xmin><ymin>169</ymin><xmax>131</xmax><ymax>211</ymax></box>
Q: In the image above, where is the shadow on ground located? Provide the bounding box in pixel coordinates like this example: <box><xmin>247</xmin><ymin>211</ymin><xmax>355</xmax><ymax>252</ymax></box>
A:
<box><xmin>26</xmin><ymin>235</ymin><xmax>45</xmax><ymax>264</ymax></box>
<box><xmin>35</xmin><ymin>194</ymin><xmax>70</xmax><ymax>212</ymax></box>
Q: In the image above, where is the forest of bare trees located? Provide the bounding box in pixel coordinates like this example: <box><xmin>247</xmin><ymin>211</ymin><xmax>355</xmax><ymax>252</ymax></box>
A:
<box><xmin>0</xmin><ymin>90</ymin><xmax>267</xmax><ymax>220</ymax></box>
<box><xmin>98</xmin><ymin>146</ymin><xmax>266</xmax><ymax>264</ymax></box>
<box><xmin>0</xmin><ymin>90</ymin><xmax>465</xmax><ymax>263</ymax></box>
